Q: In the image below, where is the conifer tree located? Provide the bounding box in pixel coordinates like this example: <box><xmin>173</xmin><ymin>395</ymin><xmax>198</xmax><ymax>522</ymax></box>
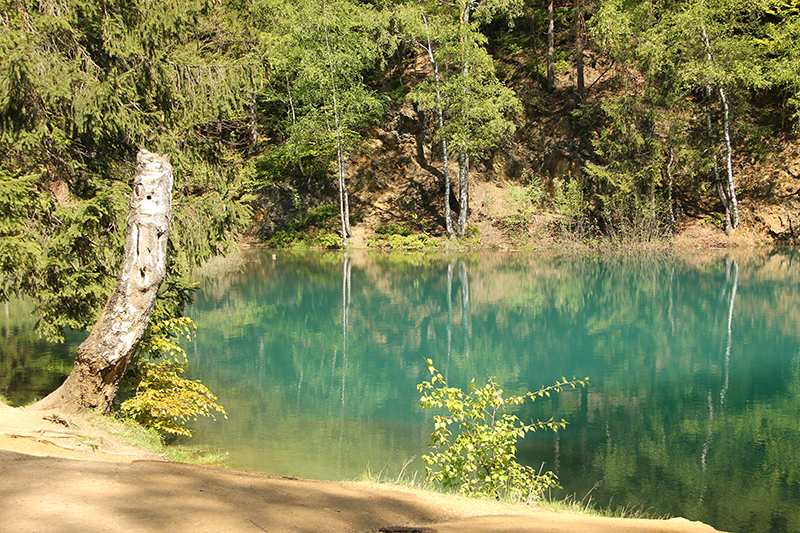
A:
<box><xmin>0</xmin><ymin>0</ymin><xmax>260</xmax><ymax>340</ymax></box>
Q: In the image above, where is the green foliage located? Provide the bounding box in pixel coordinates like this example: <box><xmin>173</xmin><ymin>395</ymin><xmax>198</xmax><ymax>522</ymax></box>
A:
<box><xmin>253</xmin><ymin>0</ymin><xmax>390</xmax><ymax>178</ymax></box>
<box><xmin>375</xmin><ymin>222</ymin><xmax>414</xmax><ymax>236</ymax></box>
<box><xmin>0</xmin><ymin>171</ymin><xmax>44</xmax><ymax>300</ymax></box>
<box><xmin>403</xmin><ymin>0</ymin><xmax>521</xmax><ymax>161</ymax></box>
<box><xmin>368</xmin><ymin>222</ymin><xmax>436</xmax><ymax>250</ymax></box>
<box><xmin>588</xmin><ymin>0</ymin><xmax>799</xmax><ymax>236</ymax></box>
<box><xmin>556</xmin><ymin>179</ymin><xmax>588</xmax><ymax>220</ymax></box>
<box><xmin>0</xmin><ymin>0</ymin><xmax>258</xmax><ymax>339</ymax></box>
<box><xmin>498</xmin><ymin>178</ymin><xmax>546</xmax><ymax>239</ymax></box>
<box><xmin>265</xmin><ymin>204</ymin><xmax>342</xmax><ymax>248</ymax></box>
<box><xmin>120</xmin><ymin>318</ymin><xmax>226</xmax><ymax>437</ymax></box>
<box><xmin>370</xmin><ymin>221</ymin><xmax>433</xmax><ymax>249</ymax></box>
<box><xmin>369</xmin><ymin>232</ymin><xmax>432</xmax><ymax>250</ymax></box>
<box><xmin>417</xmin><ymin>359</ymin><xmax>589</xmax><ymax>501</ymax></box>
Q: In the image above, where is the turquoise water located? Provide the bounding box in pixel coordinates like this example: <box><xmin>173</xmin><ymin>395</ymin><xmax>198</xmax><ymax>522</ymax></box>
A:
<box><xmin>181</xmin><ymin>250</ymin><xmax>800</xmax><ymax>533</ymax></box>
<box><xmin>0</xmin><ymin>299</ymin><xmax>77</xmax><ymax>405</ymax></box>
<box><xmin>3</xmin><ymin>249</ymin><xmax>800</xmax><ymax>532</ymax></box>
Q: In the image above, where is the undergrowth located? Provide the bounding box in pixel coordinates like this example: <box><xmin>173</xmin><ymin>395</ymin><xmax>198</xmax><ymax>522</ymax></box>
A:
<box><xmin>82</xmin><ymin>409</ymin><xmax>229</xmax><ymax>466</ymax></box>
<box><xmin>265</xmin><ymin>205</ymin><xmax>342</xmax><ymax>248</ymax></box>
<box><xmin>369</xmin><ymin>222</ymin><xmax>434</xmax><ymax>250</ymax></box>
<box><xmin>358</xmin><ymin>464</ymin><xmax>665</xmax><ymax>521</ymax></box>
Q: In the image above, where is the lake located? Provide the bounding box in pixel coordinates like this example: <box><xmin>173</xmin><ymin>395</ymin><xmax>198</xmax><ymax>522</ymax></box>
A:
<box><xmin>2</xmin><ymin>249</ymin><xmax>799</xmax><ymax>533</ymax></box>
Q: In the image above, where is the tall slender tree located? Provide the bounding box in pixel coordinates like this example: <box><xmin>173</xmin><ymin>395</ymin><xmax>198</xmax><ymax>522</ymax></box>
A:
<box><xmin>402</xmin><ymin>0</ymin><xmax>521</xmax><ymax>237</ymax></box>
<box><xmin>253</xmin><ymin>0</ymin><xmax>389</xmax><ymax>246</ymax></box>
<box><xmin>401</xmin><ymin>2</ymin><xmax>457</xmax><ymax>238</ymax></box>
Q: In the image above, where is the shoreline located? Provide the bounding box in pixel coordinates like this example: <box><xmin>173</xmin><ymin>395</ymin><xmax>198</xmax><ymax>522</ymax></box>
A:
<box><xmin>0</xmin><ymin>402</ymin><xmax>729</xmax><ymax>533</ymax></box>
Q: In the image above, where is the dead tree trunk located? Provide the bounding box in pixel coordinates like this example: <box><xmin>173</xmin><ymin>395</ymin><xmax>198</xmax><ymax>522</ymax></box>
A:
<box><xmin>32</xmin><ymin>150</ymin><xmax>173</xmax><ymax>414</ymax></box>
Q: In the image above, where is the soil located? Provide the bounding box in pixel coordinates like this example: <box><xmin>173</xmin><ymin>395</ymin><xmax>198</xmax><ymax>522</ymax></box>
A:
<box><xmin>335</xmin><ymin>123</ymin><xmax>800</xmax><ymax>252</ymax></box>
<box><xmin>0</xmin><ymin>401</ymin><xmax>729</xmax><ymax>533</ymax></box>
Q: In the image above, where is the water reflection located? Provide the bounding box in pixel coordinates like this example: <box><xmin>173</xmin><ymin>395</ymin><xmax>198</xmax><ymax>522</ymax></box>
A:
<box><xmin>4</xmin><ymin>250</ymin><xmax>800</xmax><ymax>533</ymax></box>
<box><xmin>700</xmin><ymin>258</ymin><xmax>737</xmax><ymax>505</ymax></box>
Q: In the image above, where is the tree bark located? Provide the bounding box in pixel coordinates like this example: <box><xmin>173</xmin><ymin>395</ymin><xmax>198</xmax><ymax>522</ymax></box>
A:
<box><xmin>32</xmin><ymin>150</ymin><xmax>173</xmax><ymax>414</ymax></box>
<box><xmin>665</xmin><ymin>148</ymin><xmax>676</xmax><ymax>231</ymax></box>
<box><xmin>457</xmin><ymin>150</ymin><xmax>469</xmax><ymax>236</ymax></box>
<box><xmin>718</xmin><ymin>85</ymin><xmax>739</xmax><ymax>230</ymax></box>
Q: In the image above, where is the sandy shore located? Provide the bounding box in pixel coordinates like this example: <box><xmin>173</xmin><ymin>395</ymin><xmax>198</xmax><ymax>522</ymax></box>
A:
<box><xmin>0</xmin><ymin>402</ymin><xmax>729</xmax><ymax>533</ymax></box>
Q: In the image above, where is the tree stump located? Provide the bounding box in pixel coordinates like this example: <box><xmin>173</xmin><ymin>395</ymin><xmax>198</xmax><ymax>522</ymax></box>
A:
<box><xmin>33</xmin><ymin>150</ymin><xmax>173</xmax><ymax>414</ymax></box>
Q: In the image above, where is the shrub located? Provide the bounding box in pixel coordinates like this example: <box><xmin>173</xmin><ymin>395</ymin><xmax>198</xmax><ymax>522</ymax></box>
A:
<box><xmin>121</xmin><ymin>318</ymin><xmax>226</xmax><ymax>437</ymax></box>
<box><xmin>375</xmin><ymin>222</ymin><xmax>413</xmax><ymax>236</ymax></box>
<box><xmin>417</xmin><ymin>359</ymin><xmax>588</xmax><ymax>501</ymax></box>
<box><xmin>369</xmin><ymin>222</ymin><xmax>432</xmax><ymax>250</ymax></box>
<box><xmin>265</xmin><ymin>205</ymin><xmax>342</xmax><ymax>249</ymax></box>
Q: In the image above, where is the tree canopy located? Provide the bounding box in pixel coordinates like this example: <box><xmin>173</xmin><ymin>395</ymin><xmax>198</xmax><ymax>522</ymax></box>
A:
<box><xmin>1</xmin><ymin>0</ymin><xmax>799</xmax><ymax>336</ymax></box>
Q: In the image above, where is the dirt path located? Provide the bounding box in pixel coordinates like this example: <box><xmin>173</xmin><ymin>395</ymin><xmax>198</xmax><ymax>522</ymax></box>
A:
<box><xmin>0</xmin><ymin>402</ymin><xmax>728</xmax><ymax>533</ymax></box>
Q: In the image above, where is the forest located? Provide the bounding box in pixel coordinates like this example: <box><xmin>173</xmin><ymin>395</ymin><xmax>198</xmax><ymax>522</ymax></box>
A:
<box><xmin>2</xmin><ymin>0</ymin><xmax>800</xmax><ymax>339</ymax></box>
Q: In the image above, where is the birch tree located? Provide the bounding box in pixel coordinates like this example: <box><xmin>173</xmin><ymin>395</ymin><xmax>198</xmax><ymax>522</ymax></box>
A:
<box><xmin>254</xmin><ymin>0</ymin><xmax>388</xmax><ymax>246</ymax></box>
<box><xmin>33</xmin><ymin>151</ymin><xmax>173</xmax><ymax>413</ymax></box>
<box><xmin>403</xmin><ymin>0</ymin><xmax>521</xmax><ymax>237</ymax></box>
<box><xmin>699</xmin><ymin>0</ymin><xmax>739</xmax><ymax>234</ymax></box>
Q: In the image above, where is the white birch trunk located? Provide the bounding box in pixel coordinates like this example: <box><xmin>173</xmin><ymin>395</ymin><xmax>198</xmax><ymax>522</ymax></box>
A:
<box><xmin>701</xmin><ymin>15</ymin><xmax>737</xmax><ymax>234</ymax></box>
<box><xmin>32</xmin><ymin>150</ymin><xmax>173</xmax><ymax>414</ymax></box>
<box><xmin>419</xmin><ymin>7</ymin><xmax>456</xmax><ymax>239</ymax></box>
<box><xmin>323</xmin><ymin>0</ymin><xmax>351</xmax><ymax>246</ymax></box>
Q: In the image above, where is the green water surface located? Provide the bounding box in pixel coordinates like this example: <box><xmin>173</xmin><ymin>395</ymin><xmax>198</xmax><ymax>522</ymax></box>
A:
<box><xmin>3</xmin><ymin>249</ymin><xmax>799</xmax><ymax>533</ymax></box>
<box><xmin>184</xmin><ymin>250</ymin><xmax>800</xmax><ymax>533</ymax></box>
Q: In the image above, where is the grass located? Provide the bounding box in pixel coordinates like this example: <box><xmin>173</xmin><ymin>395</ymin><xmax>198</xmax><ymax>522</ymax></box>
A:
<box><xmin>193</xmin><ymin>249</ymin><xmax>246</xmax><ymax>280</ymax></box>
<box><xmin>82</xmin><ymin>410</ymin><xmax>229</xmax><ymax>467</ymax></box>
<box><xmin>359</xmin><ymin>464</ymin><xmax>667</xmax><ymax>521</ymax></box>
<box><xmin>359</xmin><ymin>457</ymin><xmax>429</xmax><ymax>489</ymax></box>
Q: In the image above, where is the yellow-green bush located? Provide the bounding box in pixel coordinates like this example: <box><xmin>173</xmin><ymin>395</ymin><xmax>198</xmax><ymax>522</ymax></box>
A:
<box><xmin>418</xmin><ymin>359</ymin><xmax>588</xmax><ymax>501</ymax></box>
<box><xmin>121</xmin><ymin>318</ymin><xmax>226</xmax><ymax>437</ymax></box>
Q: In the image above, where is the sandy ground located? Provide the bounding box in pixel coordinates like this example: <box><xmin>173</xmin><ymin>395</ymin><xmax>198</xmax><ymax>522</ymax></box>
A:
<box><xmin>0</xmin><ymin>402</ymin><xmax>729</xmax><ymax>533</ymax></box>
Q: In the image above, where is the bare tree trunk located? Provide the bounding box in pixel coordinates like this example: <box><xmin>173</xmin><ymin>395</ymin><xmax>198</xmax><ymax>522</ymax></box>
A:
<box><xmin>417</xmin><ymin>5</ymin><xmax>456</xmax><ymax>239</ymax></box>
<box><xmin>705</xmin><ymin>81</ymin><xmax>730</xmax><ymax>232</ymax></box>
<box><xmin>457</xmin><ymin>150</ymin><xmax>469</xmax><ymax>236</ymax></box>
<box><xmin>32</xmin><ymin>150</ymin><xmax>173</xmax><ymax>414</ymax></box>
<box><xmin>718</xmin><ymin>86</ymin><xmax>739</xmax><ymax>230</ymax></box>
<box><xmin>546</xmin><ymin>0</ymin><xmax>555</xmax><ymax>93</ymax></box>
<box><xmin>248</xmin><ymin>92</ymin><xmax>259</xmax><ymax>155</ymax></box>
<box><xmin>323</xmin><ymin>0</ymin><xmax>352</xmax><ymax>246</ymax></box>
<box><xmin>665</xmin><ymin>148</ymin><xmax>676</xmax><ymax>231</ymax></box>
